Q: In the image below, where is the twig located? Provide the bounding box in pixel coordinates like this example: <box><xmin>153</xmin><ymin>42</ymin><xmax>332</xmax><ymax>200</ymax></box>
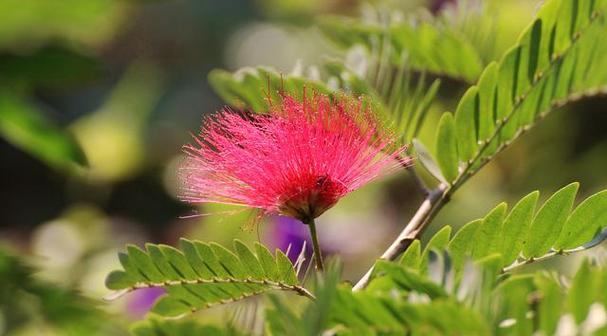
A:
<box><xmin>353</xmin><ymin>183</ymin><xmax>448</xmax><ymax>291</ymax></box>
<box><xmin>501</xmin><ymin>227</ymin><xmax>607</xmax><ymax>273</ymax></box>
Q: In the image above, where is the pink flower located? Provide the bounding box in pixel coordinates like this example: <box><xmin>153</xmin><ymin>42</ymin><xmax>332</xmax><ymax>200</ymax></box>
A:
<box><xmin>180</xmin><ymin>93</ymin><xmax>410</xmax><ymax>223</ymax></box>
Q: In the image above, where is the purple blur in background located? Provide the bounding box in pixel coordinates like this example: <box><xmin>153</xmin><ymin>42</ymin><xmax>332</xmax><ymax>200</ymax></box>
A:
<box><xmin>127</xmin><ymin>287</ymin><xmax>165</xmax><ymax>318</ymax></box>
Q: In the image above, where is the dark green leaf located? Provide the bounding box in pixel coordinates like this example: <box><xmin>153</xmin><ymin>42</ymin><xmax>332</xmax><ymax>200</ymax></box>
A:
<box><xmin>105</xmin><ymin>239</ymin><xmax>309</xmax><ymax>317</ymax></box>
<box><xmin>0</xmin><ymin>93</ymin><xmax>87</xmax><ymax>170</ymax></box>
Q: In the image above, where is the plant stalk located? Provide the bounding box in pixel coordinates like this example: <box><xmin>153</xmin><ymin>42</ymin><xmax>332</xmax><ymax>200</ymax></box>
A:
<box><xmin>352</xmin><ymin>183</ymin><xmax>448</xmax><ymax>291</ymax></box>
<box><xmin>306</xmin><ymin>218</ymin><xmax>324</xmax><ymax>271</ymax></box>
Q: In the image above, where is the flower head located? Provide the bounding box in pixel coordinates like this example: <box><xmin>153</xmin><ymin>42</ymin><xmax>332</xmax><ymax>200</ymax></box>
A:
<box><xmin>180</xmin><ymin>93</ymin><xmax>410</xmax><ymax>223</ymax></box>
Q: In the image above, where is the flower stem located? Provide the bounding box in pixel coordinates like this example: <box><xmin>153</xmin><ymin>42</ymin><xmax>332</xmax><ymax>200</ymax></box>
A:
<box><xmin>306</xmin><ymin>218</ymin><xmax>324</xmax><ymax>271</ymax></box>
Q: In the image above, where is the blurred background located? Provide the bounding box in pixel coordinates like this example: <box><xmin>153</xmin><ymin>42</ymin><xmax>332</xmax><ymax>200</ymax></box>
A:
<box><xmin>1</xmin><ymin>0</ymin><xmax>606</xmax><ymax>334</ymax></box>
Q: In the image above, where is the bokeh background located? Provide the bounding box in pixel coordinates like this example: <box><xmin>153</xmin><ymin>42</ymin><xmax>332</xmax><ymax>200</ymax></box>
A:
<box><xmin>1</xmin><ymin>0</ymin><xmax>606</xmax><ymax>334</ymax></box>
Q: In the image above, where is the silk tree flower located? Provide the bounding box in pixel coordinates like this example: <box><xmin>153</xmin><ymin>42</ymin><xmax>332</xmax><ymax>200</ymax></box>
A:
<box><xmin>180</xmin><ymin>92</ymin><xmax>410</xmax><ymax>269</ymax></box>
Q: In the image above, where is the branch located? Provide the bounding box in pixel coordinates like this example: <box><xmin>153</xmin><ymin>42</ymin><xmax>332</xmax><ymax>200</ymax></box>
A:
<box><xmin>105</xmin><ymin>276</ymin><xmax>316</xmax><ymax>301</ymax></box>
<box><xmin>353</xmin><ymin>183</ymin><xmax>448</xmax><ymax>291</ymax></box>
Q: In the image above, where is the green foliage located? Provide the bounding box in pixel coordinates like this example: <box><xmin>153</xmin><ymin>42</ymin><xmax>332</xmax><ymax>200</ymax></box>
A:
<box><xmin>435</xmin><ymin>112</ymin><xmax>458</xmax><ymax>182</ymax></box>
<box><xmin>524</xmin><ymin>182</ymin><xmax>578</xmax><ymax>257</ymax></box>
<box><xmin>131</xmin><ymin>317</ymin><xmax>245</xmax><ymax>336</ymax></box>
<box><xmin>497</xmin><ymin>185</ymin><xmax>607</xmax><ymax>269</ymax></box>
<box><xmin>0</xmin><ymin>247</ymin><xmax>126</xmax><ymax>335</ymax></box>
<box><xmin>418</xmin><ymin>0</ymin><xmax>607</xmax><ymax>186</ymax></box>
<box><xmin>556</xmin><ymin>190</ymin><xmax>607</xmax><ymax>249</ymax></box>
<box><xmin>208</xmin><ymin>66</ymin><xmax>333</xmax><ymax>113</ymax></box>
<box><xmin>0</xmin><ymin>93</ymin><xmax>87</xmax><ymax>171</ymax></box>
<box><xmin>392</xmin><ymin>184</ymin><xmax>607</xmax><ymax>275</ymax></box>
<box><xmin>102</xmin><ymin>0</ymin><xmax>607</xmax><ymax>334</ymax></box>
<box><xmin>266</xmin><ymin>262</ymin><xmax>490</xmax><ymax>336</ymax></box>
<box><xmin>319</xmin><ymin>13</ymin><xmax>484</xmax><ymax>81</ymax></box>
<box><xmin>0</xmin><ymin>45</ymin><xmax>103</xmax><ymax>91</ymax></box>
<box><xmin>105</xmin><ymin>239</ymin><xmax>310</xmax><ymax>317</ymax></box>
<box><xmin>208</xmin><ymin>61</ymin><xmax>439</xmax><ymax>144</ymax></box>
<box><xmin>491</xmin><ymin>262</ymin><xmax>607</xmax><ymax>335</ymax></box>
<box><xmin>360</xmin><ymin>248</ymin><xmax>607</xmax><ymax>335</ymax></box>
<box><xmin>0</xmin><ymin>0</ymin><xmax>123</xmax><ymax>48</ymax></box>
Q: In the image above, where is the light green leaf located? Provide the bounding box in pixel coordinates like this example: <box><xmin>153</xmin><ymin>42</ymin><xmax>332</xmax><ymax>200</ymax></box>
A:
<box><xmin>131</xmin><ymin>317</ymin><xmax>243</xmax><ymax>336</ymax></box>
<box><xmin>454</xmin><ymin>86</ymin><xmax>479</xmax><ymax>162</ymax></box>
<box><xmin>448</xmin><ymin>219</ymin><xmax>482</xmax><ymax>271</ymax></box>
<box><xmin>568</xmin><ymin>260</ymin><xmax>597</xmax><ymax>323</ymax></box>
<box><xmin>473</xmin><ymin>203</ymin><xmax>507</xmax><ymax>259</ymax></box>
<box><xmin>369</xmin><ymin>260</ymin><xmax>448</xmax><ymax>300</ymax></box>
<box><xmin>420</xmin><ymin>226</ymin><xmax>452</xmax><ymax>273</ymax></box>
<box><xmin>500</xmin><ymin>191</ymin><xmax>539</xmax><ymax>265</ymax></box>
<box><xmin>534</xmin><ymin>274</ymin><xmax>564</xmax><ymax>335</ymax></box>
<box><xmin>319</xmin><ymin>15</ymin><xmax>484</xmax><ymax>81</ymax></box>
<box><xmin>556</xmin><ymin>189</ymin><xmax>607</xmax><ymax>250</ymax></box>
<box><xmin>413</xmin><ymin>138</ymin><xmax>446</xmax><ymax>183</ymax></box>
<box><xmin>208</xmin><ymin>67</ymin><xmax>332</xmax><ymax>113</ymax></box>
<box><xmin>476</xmin><ymin>62</ymin><xmax>498</xmax><ymax>143</ymax></box>
<box><xmin>435</xmin><ymin>112</ymin><xmax>459</xmax><ymax>183</ymax></box>
<box><xmin>524</xmin><ymin>182</ymin><xmax>579</xmax><ymax>257</ymax></box>
<box><xmin>399</xmin><ymin>239</ymin><xmax>421</xmax><ymax>269</ymax></box>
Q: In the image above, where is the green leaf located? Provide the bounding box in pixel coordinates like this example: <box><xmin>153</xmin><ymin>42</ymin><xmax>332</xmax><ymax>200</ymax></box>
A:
<box><xmin>0</xmin><ymin>45</ymin><xmax>103</xmax><ymax>91</ymax></box>
<box><xmin>556</xmin><ymin>190</ymin><xmax>607</xmax><ymax>250</ymax></box>
<box><xmin>0</xmin><ymin>93</ymin><xmax>87</xmax><ymax>171</ymax></box>
<box><xmin>0</xmin><ymin>247</ymin><xmax>125</xmax><ymax>335</ymax></box>
<box><xmin>233</xmin><ymin>240</ymin><xmax>264</xmax><ymax>279</ymax></box>
<box><xmin>369</xmin><ymin>260</ymin><xmax>448</xmax><ymax>300</ymax></box>
<box><xmin>420</xmin><ymin>226</ymin><xmax>452</xmax><ymax>273</ymax></box>
<box><xmin>105</xmin><ymin>239</ymin><xmax>311</xmax><ymax>317</ymax></box>
<box><xmin>131</xmin><ymin>317</ymin><xmax>244</xmax><ymax>336</ymax></box>
<box><xmin>448</xmin><ymin>219</ymin><xmax>482</xmax><ymax>271</ymax></box>
<box><xmin>568</xmin><ymin>260</ymin><xmax>597</xmax><ymax>323</ymax></box>
<box><xmin>524</xmin><ymin>182</ymin><xmax>579</xmax><ymax>257</ymax></box>
<box><xmin>319</xmin><ymin>15</ymin><xmax>484</xmax><ymax>81</ymax></box>
<box><xmin>208</xmin><ymin>66</ymin><xmax>332</xmax><ymax>113</ymax></box>
<box><xmin>399</xmin><ymin>239</ymin><xmax>421</xmax><ymax>269</ymax></box>
<box><xmin>534</xmin><ymin>274</ymin><xmax>565</xmax><ymax>335</ymax></box>
<box><xmin>441</xmin><ymin>183</ymin><xmax>607</xmax><ymax>275</ymax></box>
<box><xmin>0</xmin><ymin>0</ymin><xmax>122</xmax><ymax>49</ymax></box>
<box><xmin>413</xmin><ymin>138</ymin><xmax>446</xmax><ymax>183</ymax></box>
<box><xmin>473</xmin><ymin>203</ymin><xmax>507</xmax><ymax>259</ymax></box>
<box><xmin>435</xmin><ymin>112</ymin><xmax>459</xmax><ymax>183</ymax></box>
<box><xmin>500</xmin><ymin>191</ymin><xmax>539</xmax><ymax>265</ymax></box>
<box><xmin>255</xmin><ymin>242</ymin><xmax>280</xmax><ymax>279</ymax></box>
<box><xmin>276</xmin><ymin>249</ymin><xmax>298</xmax><ymax>285</ymax></box>
<box><xmin>454</xmin><ymin>86</ymin><xmax>479</xmax><ymax>162</ymax></box>
<box><xmin>476</xmin><ymin>62</ymin><xmax>499</xmax><ymax>143</ymax></box>
<box><xmin>316</xmin><ymin>285</ymin><xmax>489</xmax><ymax>335</ymax></box>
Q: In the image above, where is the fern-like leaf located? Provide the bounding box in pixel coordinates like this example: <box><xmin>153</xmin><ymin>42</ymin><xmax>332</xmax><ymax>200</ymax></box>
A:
<box><xmin>394</xmin><ymin>183</ymin><xmax>607</xmax><ymax>276</ymax></box>
<box><xmin>319</xmin><ymin>11</ymin><xmax>484</xmax><ymax>82</ymax></box>
<box><xmin>427</xmin><ymin>0</ymin><xmax>607</xmax><ymax>187</ymax></box>
<box><xmin>131</xmin><ymin>317</ymin><xmax>247</xmax><ymax>336</ymax></box>
<box><xmin>105</xmin><ymin>239</ymin><xmax>313</xmax><ymax>317</ymax></box>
